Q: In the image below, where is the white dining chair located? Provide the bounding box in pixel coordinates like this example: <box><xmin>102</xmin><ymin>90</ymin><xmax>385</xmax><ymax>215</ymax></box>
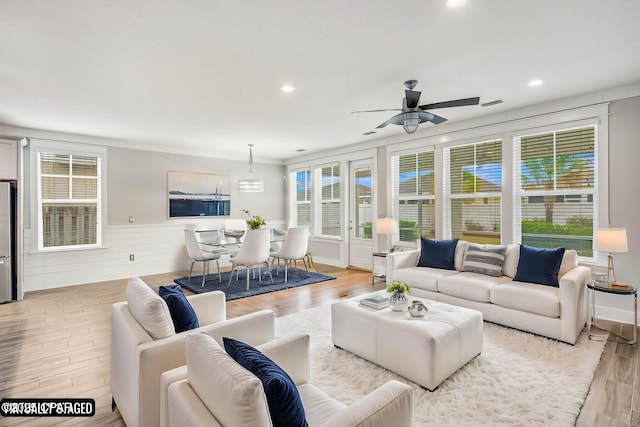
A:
<box><xmin>270</xmin><ymin>227</ymin><xmax>310</xmax><ymax>283</ymax></box>
<box><xmin>184</xmin><ymin>230</ymin><xmax>222</xmax><ymax>287</ymax></box>
<box><xmin>228</xmin><ymin>229</ymin><xmax>273</xmax><ymax>290</ymax></box>
<box><xmin>224</xmin><ymin>219</ymin><xmax>247</xmax><ymax>239</ymax></box>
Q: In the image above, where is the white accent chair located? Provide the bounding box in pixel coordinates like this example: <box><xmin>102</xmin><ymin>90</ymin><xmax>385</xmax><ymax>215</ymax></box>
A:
<box><xmin>228</xmin><ymin>229</ymin><xmax>273</xmax><ymax>290</ymax></box>
<box><xmin>160</xmin><ymin>333</ymin><xmax>414</xmax><ymax>427</ymax></box>
<box><xmin>270</xmin><ymin>227</ymin><xmax>310</xmax><ymax>283</ymax></box>
<box><xmin>111</xmin><ymin>277</ymin><xmax>276</xmax><ymax>427</ymax></box>
<box><xmin>184</xmin><ymin>229</ymin><xmax>222</xmax><ymax>287</ymax></box>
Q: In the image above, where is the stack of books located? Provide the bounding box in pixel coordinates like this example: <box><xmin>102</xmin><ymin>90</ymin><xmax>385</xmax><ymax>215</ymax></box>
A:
<box><xmin>359</xmin><ymin>295</ymin><xmax>390</xmax><ymax>310</ymax></box>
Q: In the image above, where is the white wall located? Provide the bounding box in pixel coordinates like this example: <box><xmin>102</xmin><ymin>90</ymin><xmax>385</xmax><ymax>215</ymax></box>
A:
<box><xmin>0</xmin><ymin>126</ymin><xmax>287</xmax><ymax>292</ymax></box>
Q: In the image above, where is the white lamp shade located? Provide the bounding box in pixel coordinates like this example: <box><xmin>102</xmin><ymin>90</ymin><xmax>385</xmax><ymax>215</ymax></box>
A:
<box><xmin>594</xmin><ymin>227</ymin><xmax>628</xmax><ymax>253</ymax></box>
<box><xmin>376</xmin><ymin>218</ymin><xmax>398</xmax><ymax>235</ymax></box>
<box><xmin>238</xmin><ymin>173</ymin><xmax>264</xmax><ymax>192</ymax></box>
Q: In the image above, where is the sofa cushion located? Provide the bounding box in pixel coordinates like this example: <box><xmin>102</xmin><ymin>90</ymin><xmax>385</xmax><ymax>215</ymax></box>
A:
<box><xmin>514</xmin><ymin>245</ymin><xmax>565</xmax><ymax>287</ymax></box>
<box><xmin>393</xmin><ymin>266</ymin><xmax>458</xmax><ymax>292</ymax></box>
<box><xmin>125</xmin><ymin>277</ymin><xmax>175</xmax><ymax>340</ymax></box>
<box><xmin>491</xmin><ymin>281</ymin><xmax>560</xmax><ymax>318</ymax></box>
<box><xmin>224</xmin><ymin>337</ymin><xmax>308</xmax><ymax>427</ymax></box>
<box><xmin>159</xmin><ymin>285</ymin><xmax>199</xmax><ymax>333</ymax></box>
<box><xmin>186</xmin><ymin>333</ymin><xmax>271</xmax><ymax>427</ymax></box>
<box><xmin>438</xmin><ymin>272</ymin><xmax>511</xmax><ymax>303</ymax></box>
<box><xmin>297</xmin><ymin>383</ymin><xmax>346</xmax><ymax>427</ymax></box>
<box><xmin>461</xmin><ymin>245</ymin><xmax>506</xmax><ymax>277</ymax></box>
<box><xmin>417</xmin><ymin>238</ymin><xmax>458</xmax><ymax>270</ymax></box>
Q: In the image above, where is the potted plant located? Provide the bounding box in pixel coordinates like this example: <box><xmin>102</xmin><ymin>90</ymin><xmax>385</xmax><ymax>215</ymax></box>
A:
<box><xmin>386</xmin><ymin>281</ymin><xmax>410</xmax><ymax>311</ymax></box>
<box><xmin>242</xmin><ymin>209</ymin><xmax>266</xmax><ymax>230</ymax></box>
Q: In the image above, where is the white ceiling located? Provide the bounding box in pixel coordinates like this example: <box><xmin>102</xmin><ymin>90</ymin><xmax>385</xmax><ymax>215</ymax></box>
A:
<box><xmin>1</xmin><ymin>0</ymin><xmax>639</xmax><ymax>162</ymax></box>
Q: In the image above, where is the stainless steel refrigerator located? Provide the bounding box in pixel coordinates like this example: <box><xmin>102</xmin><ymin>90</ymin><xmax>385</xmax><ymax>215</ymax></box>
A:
<box><xmin>0</xmin><ymin>181</ymin><xmax>17</xmax><ymax>303</ymax></box>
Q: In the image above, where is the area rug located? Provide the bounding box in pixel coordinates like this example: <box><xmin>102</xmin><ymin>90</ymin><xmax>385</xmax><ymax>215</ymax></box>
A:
<box><xmin>174</xmin><ymin>268</ymin><xmax>335</xmax><ymax>300</ymax></box>
<box><xmin>276</xmin><ymin>304</ymin><xmax>605</xmax><ymax>427</ymax></box>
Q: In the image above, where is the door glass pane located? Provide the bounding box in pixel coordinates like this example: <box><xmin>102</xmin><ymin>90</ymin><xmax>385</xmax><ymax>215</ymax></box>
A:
<box><xmin>354</xmin><ymin>168</ymin><xmax>372</xmax><ymax>239</ymax></box>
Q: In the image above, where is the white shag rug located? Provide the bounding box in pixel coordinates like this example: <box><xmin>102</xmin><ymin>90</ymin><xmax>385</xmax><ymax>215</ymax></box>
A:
<box><xmin>276</xmin><ymin>304</ymin><xmax>605</xmax><ymax>427</ymax></box>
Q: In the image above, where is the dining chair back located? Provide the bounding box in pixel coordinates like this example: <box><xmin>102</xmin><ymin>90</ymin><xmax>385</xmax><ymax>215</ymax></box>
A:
<box><xmin>184</xmin><ymin>230</ymin><xmax>222</xmax><ymax>286</ymax></box>
<box><xmin>228</xmin><ymin>229</ymin><xmax>273</xmax><ymax>290</ymax></box>
<box><xmin>270</xmin><ymin>227</ymin><xmax>310</xmax><ymax>283</ymax></box>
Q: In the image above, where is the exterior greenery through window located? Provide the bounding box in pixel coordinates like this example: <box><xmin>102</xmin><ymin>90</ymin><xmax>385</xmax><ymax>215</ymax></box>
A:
<box><xmin>515</xmin><ymin>126</ymin><xmax>596</xmax><ymax>256</ymax></box>
<box><xmin>391</xmin><ymin>151</ymin><xmax>435</xmax><ymax>242</ymax></box>
<box><xmin>444</xmin><ymin>140</ymin><xmax>502</xmax><ymax>245</ymax></box>
<box><xmin>36</xmin><ymin>152</ymin><xmax>102</xmax><ymax>250</ymax></box>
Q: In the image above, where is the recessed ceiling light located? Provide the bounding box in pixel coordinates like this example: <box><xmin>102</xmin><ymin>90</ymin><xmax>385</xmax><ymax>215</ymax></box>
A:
<box><xmin>528</xmin><ymin>79</ymin><xmax>545</xmax><ymax>87</ymax></box>
<box><xmin>280</xmin><ymin>84</ymin><xmax>296</xmax><ymax>93</ymax></box>
<box><xmin>447</xmin><ymin>0</ymin><xmax>466</xmax><ymax>8</ymax></box>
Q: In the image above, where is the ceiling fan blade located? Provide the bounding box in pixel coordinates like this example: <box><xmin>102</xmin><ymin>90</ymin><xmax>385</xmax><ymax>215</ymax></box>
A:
<box><xmin>351</xmin><ymin>109</ymin><xmax>401</xmax><ymax>114</ymax></box>
<box><xmin>426</xmin><ymin>113</ymin><xmax>448</xmax><ymax>124</ymax></box>
<box><xmin>405</xmin><ymin>90</ymin><xmax>421</xmax><ymax>109</ymax></box>
<box><xmin>419</xmin><ymin>96</ymin><xmax>480</xmax><ymax>110</ymax></box>
<box><xmin>376</xmin><ymin>113</ymin><xmax>404</xmax><ymax>128</ymax></box>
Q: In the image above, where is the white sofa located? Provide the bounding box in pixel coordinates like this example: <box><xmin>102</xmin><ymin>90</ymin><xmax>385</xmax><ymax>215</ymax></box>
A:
<box><xmin>111</xmin><ymin>277</ymin><xmax>277</xmax><ymax>427</ymax></box>
<box><xmin>387</xmin><ymin>241</ymin><xmax>590</xmax><ymax>344</ymax></box>
<box><xmin>160</xmin><ymin>333</ymin><xmax>414</xmax><ymax>427</ymax></box>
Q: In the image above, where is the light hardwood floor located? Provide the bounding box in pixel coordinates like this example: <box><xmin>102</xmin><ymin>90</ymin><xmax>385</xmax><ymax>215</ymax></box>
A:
<box><xmin>0</xmin><ymin>265</ymin><xmax>636</xmax><ymax>426</ymax></box>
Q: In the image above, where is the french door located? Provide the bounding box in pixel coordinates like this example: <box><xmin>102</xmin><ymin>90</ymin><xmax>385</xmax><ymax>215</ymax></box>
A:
<box><xmin>348</xmin><ymin>159</ymin><xmax>375</xmax><ymax>269</ymax></box>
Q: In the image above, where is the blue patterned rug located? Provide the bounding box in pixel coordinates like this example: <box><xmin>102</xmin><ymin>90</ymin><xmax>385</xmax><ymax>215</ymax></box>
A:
<box><xmin>174</xmin><ymin>267</ymin><xmax>336</xmax><ymax>300</ymax></box>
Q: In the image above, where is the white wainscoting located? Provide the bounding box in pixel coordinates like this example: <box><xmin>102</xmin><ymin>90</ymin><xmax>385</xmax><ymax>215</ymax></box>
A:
<box><xmin>22</xmin><ymin>221</ymin><xmax>291</xmax><ymax>293</ymax></box>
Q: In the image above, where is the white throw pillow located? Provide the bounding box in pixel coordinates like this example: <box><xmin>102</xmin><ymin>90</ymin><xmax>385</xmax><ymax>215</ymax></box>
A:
<box><xmin>502</xmin><ymin>244</ymin><xmax>521</xmax><ymax>279</ymax></box>
<box><xmin>125</xmin><ymin>277</ymin><xmax>175</xmax><ymax>340</ymax></box>
<box><xmin>185</xmin><ymin>333</ymin><xmax>271</xmax><ymax>427</ymax></box>
<box><xmin>558</xmin><ymin>249</ymin><xmax>578</xmax><ymax>279</ymax></box>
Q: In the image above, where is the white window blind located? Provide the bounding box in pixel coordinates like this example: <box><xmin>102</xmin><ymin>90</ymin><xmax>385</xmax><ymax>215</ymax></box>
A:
<box><xmin>292</xmin><ymin>169</ymin><xmax>311</xmax><ymax>227</ymax></box>
<box><xmin>515</xmin><ymin>125</ymin><xmax>596</xmax><ymax>256</ymax></box>
<box><xmin>391</xmin><ymin>150</ymin><xmax>435</xmax><ymax>242</ymax></box>
<box><xmin>36</xmin><ymin>152</ymin><xmax>102</xmax><ymax>250</ymax></box>
<box><xmin>444</xmin><ymin>140</ymin><xmax>502</xmax><ymax>244</ymax></box>
<box><xmin>319</xmin><ymin>164</ymin><xmax>341</xmax><ymax>237</ymax></box>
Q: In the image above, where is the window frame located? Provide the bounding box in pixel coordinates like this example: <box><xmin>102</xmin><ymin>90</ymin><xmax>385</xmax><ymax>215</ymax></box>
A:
<box><xmin>30</xmin><ymin>140</ymin><xmax>107</xmax><ymax>253</ymax></box>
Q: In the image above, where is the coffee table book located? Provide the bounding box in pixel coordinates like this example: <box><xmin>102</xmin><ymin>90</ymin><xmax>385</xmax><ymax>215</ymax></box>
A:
<box><xmin>360</xmin><ymin>295</ymin><xmax>390</xmax><ymax>310</ymax></box>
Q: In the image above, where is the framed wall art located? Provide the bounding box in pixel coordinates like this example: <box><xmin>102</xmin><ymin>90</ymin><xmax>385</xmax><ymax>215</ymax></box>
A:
<box><xmin>168</xmin><ymin>171</ymin><xmax>230</xmax><ymax>218</ymax></box>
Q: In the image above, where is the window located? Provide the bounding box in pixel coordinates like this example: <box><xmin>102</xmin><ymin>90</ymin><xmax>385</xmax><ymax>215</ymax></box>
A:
<box><xmin>391</xmin><ymin>151</ymin><xmax>435</xmax><ymax>242</ymax></box>
<box><xmin>292</xmin><ymin>169</ymin><xmax>311</xmax><ymax>227</ymax></box>
<box><xmin>36</xmin><ymin>151</ymin><xmax>103</xmax><ymax>250</ymax></box>
<box><xmin>319</xmin><ymin>164</ymin><xmax>341</xmax><ymax>237</ymax></box>
<box><xmin>515</xmin><ymin>126</ymin><xmax>596</xmax><ymax>256</ymax></box>
<box><xmin>444</xmin><ymin>140</ymin><xmax>502</xmax><ymax>244</ymax></box>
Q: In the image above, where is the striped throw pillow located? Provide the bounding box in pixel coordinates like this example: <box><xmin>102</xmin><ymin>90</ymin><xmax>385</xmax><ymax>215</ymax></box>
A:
<box><xmin>461</xmin><ymin>245</ymin><xmax>506</xmax><ymax>277</ymax></box>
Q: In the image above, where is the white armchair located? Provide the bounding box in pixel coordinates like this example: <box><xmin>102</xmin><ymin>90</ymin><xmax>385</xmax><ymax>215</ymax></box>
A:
<box><xmin>111</xmin><ymin>277</ymin><xmax>276</xmax><ymax>427</ymax></box>
<box><xmin>160</xmin><ymin>333</ymin><xmax>413</xmax><ymax>427</ymax></box>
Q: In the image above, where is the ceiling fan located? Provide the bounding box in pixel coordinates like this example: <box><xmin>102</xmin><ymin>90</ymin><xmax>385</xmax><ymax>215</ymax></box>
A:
<box><xmin>352</xmin><ymin>80</ymin><xmax>480</xmax><ymax>134</ymax></box>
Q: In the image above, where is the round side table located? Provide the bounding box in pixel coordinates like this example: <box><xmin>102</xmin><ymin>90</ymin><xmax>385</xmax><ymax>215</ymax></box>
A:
<box><xmin>587</xmin><ymin>282</ymin><xmax>637</xmax><ymax>345</ymax></box>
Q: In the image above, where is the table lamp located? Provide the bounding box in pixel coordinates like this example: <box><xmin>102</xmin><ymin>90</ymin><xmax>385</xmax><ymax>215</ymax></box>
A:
<box><xmin>594</xmin><ymin>226</ymin><xmax>628</xmax><ymax>285</ymax></box>
<box><xmin>376</xmin><ymin>217</ymin><xmax>398</xmax><ymax>253</ymax></box>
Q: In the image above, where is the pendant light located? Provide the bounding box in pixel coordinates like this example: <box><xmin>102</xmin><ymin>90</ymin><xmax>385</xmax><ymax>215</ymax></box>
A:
<box><xmin>238</xmin><ymin>144</ymin><xmax>264</xmax><ymax>192</ymax></box>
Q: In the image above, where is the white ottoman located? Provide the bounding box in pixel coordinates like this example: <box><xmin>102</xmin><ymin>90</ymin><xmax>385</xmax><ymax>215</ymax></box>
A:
<box><xmin>331</xmin><ymin>292</ymin><xmax>483</xmax><ymax>391</ymax></box>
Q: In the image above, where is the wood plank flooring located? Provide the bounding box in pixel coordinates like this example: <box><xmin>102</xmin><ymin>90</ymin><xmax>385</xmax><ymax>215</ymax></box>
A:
<box><xmin>0</xmin><ymin>265</ymin><xmax>636</xmax><ymax>426</ymax></box>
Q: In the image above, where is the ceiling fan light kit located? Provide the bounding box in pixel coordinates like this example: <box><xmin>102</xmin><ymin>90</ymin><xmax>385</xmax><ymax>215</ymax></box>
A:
<box><xmin>353</xmin><ymin>80</ymin><xmax>480</xmax><ymax>135</ymax></box>
<box><xmin>238</xmin><ymin>144</ymin><xmax>264</xmax><ymax>192</ymax></box>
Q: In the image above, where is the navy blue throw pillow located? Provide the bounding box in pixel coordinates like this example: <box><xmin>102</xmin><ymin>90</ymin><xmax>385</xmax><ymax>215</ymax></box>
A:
<box><xmin>417</xmin><ymin>238</ymin><xmax>459</xmax><ymax>270</ymax></box>
<box><xmin>158</xmin><ymin>285</ymin><xmax>199</xmax><ymax>333</ymax></box>
<box><xmin>223</xmin><ymin>337</ymin><xmax>308</xmax><ymax>427</ymax></box>
<box><xmin>513</xmin><ymin>245</ymin><xmax>565</xmax><ymax>287</ymax></box>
